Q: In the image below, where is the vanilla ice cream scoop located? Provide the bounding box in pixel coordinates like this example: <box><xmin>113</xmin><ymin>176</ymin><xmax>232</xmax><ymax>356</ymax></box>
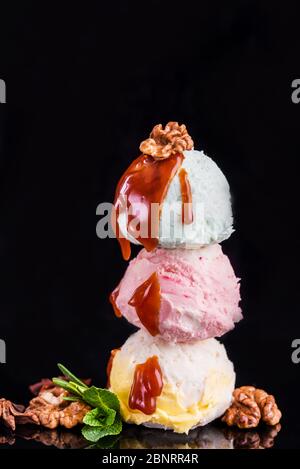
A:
<box><xmin>113</xmin><ymin>123</ymin><xmax>234</xmax><ymax>260</ymax></box>
<box><xmin>159</xmin><ymin>149</ymin><xmax>233</xmax><ymax>247</ymax></box>
<box><xmin>108</xmin><ymin>329</ymin><xmax>235</xmax><ymax>434</ymax></box>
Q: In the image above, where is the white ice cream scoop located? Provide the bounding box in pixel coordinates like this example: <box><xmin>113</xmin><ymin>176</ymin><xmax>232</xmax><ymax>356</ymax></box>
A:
<box><xmin>118</xmin><ymin>149</ymin><xmax>233</xmax><ymax>249</ymax></box>
<box><xmin>109</xmin><ymin>329</ymin><xmax>235</xmax><ymax>434</ymax></box>
<box><xmin>159</xmin><ymin>149</ymin><xmax>233</xmax><ymax>247</ymax></box>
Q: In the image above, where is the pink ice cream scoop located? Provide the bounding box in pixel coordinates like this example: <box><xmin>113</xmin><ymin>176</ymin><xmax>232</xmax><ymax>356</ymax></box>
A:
<box><xmin>111</xmin><ymin>244</ymin><xmax>242</xmax><ymax>342</ymax></box>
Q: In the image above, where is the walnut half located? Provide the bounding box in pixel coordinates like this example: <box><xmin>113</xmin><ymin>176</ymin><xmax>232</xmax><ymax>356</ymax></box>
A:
<box><xmin>140</xmin><ymin>122</ymin><xmax>194</xmax><ymax>159</ymax></box>
<box><xmin>24</xmin><ymin>387</ymin><xmax>90</xmax><ymax>429</ymax></box>
<box><xmin>0</xmin><ymin>383</ymin><xmax>90</xmax><ymax>431</ymax></box>
<box><xmin>222</xmin><ymin>386</ymin><xmax>282</xmax><ymax>429</ymax></box>
<box><xmin>0</xmin><ymin>399</ymin><xmax>28</xmax><ymax>431</ymax></box>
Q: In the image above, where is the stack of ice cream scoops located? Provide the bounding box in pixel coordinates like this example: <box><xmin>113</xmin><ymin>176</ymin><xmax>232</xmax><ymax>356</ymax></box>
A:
<box><xmin>106</xmin><ymin>122</ymin><xmax>274</xmax><ymax>434</ymax></box>
<box><xmin>0</xmin><ymin>122</ymin><xmax>281</xmax><ymax>445</ymax></box>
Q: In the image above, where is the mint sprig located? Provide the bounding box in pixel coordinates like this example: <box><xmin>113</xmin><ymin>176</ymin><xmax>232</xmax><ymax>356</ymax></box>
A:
<box><xmin>82</xmin><ymin>414</ymin><xmax>122</xmax><ymax>442</ymax></box>
<box><xmin>52</xmin><ymin>363</ymin><xmax>122</xmax><ymax>442</ymax></box>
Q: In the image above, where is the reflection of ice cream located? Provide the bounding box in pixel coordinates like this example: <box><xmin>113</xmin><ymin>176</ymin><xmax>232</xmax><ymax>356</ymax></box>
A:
<box><xmin>111</xmin><ymin>244</ymin><xmax>241</xmax><ymax>342</ymax></box>
<box><xmin>120</xmin><ymin>424</ymin><xmax>233</xmax><ymax>449</ymax></box>
<box><xmin>109</xmin><ymin>329</ymin><xmax>235</xmax><ymax>434</ymax></box>
<box><xmin>117</xmin><ymin>149</ymin><xmax>233</xmax><ymax>253</ymax></box>
<box><xmin>119</xmin><ymin>423</ymin><xmax>281</xmax><ymax>450</ymax></box>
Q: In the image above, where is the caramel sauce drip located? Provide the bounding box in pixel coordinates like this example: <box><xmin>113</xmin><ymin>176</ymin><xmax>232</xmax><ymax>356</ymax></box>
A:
<box><xmin>109</xmin><ymin>287</ymin><xmax>122</xmax><ymax>318</ymax></box>
<box><xmin>128</xmin><ymin>271</ymin><xmax>161</xmax><ymax>336</ymax></box>
<box><xmin>113</xmin><ymin>153</ymin><xmax>184</xmax><ymax>260</ymax></box>
<box><xmin>106</xmin><ymin>348</ymin><xmax>120</xmax><ymax>388</ymax></box>
<box><xmin>129</xmin><ymin>356</ymin><xmax>163</xmax><ymax>415</ymax></box>
<box><xmin>118</xmin><ymin>236</ymin><xmax>131</xmax><ymax>262</ymax></box>
<box><xmin>178</xmin><ymin>167</ymin><xmax>193</xmax><ymax>224</ymax></box>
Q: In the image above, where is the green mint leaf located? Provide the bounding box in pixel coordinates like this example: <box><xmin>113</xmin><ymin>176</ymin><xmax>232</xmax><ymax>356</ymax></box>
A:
<box><xmin>57</xmin><ymin>363</ymin><xmax>88</xmax><ymax>389</ymax></box>
<box><xmin>62</xmin><ymin>396</ymin><xmax>80</xmax><ymax>402</ymax></box>
<box><xmin>82</xmin><ymin>387</ymin><xmax>120</xmax><ymax>413</ymax></box>
<box><xmin>82</xmin><ymin>414</ymin><xmax>122</xmax><ymax>442</ymax></box>
<box><xmin>53</xmin><ymin>364</ymin><xmax>122</xmax><ymax>444</ymax></box>
<box><xmin>52</xmin><ymin>378</ymin><xmax>86</xmax><ymax>398</ymax></box>
<box><xmin>68</xmin><ymin>381</ymin><xmax>87</xmax><ymax>396</ymax></box>
<box><xmin>104</xmin><ymin>409</ymin><xmax>116</xmax><ymax>426</ymax></box>
<box><xmin>98</xmin><ymin>389</ymin><xmax>120</xmax><ymax>413</ymax></box>
<box><xmin>52</xmin><ymin>378</ymin><xmax>78</xmax><ymax>395</ymax></box>
<box><xmin>52</xmin><ymin>378</ymin><xmax>85</xmax><ymax>397</ymax></box>
<box><xmin>83</xmin><ymin>407</ymin><xmax>116</xmax><ymax>427</ymax></box>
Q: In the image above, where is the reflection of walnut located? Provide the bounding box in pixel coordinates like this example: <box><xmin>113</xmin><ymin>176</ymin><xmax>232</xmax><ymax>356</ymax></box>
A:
<box><xmin>0</xmin><ymin>433</ymin><xmax>15</xmax><ymax>445</ymax></box>
<box><xmin>225</xmin><ymin>429</ymin><xmax>261</xmax><ymax>449</ymax></box>
<box><xmin>18</xmin><ymin>427</ymin><xmax>88</xmax><ymax>449</ymax></box>
<box><xmin>260</xmin><ymin>423</ymin><xmax>281</xmax><ymax>448</ymax></box>
<box><xmin>223</xmin><ymin>423</ymin><xmax>281</xmax><ymax>449</ymax></box>
<box><xmin>222</xmin><ymin>386</ymin><xmax>282</xmax><ymax>429</ymax></box>
<box><xmin>140</xmin><ymin>122</ymin><xmax>194</xmax><ymax>159</ymax></box>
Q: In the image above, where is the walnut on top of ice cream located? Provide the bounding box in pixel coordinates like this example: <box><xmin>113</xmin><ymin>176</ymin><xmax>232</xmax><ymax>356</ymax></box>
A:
<box><xmin>140</xmin><ymin>122</ymin><xmax>194</xmax><ymax>160</ymax></box>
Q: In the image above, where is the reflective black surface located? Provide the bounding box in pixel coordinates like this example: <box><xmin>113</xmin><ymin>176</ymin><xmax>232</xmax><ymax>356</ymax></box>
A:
<box><xmin>1</xmin><ymin>0</ymin><xmax>300</xmax><ymax>451</ymax></box>
<box><xmin>0</xmin><ymin>422</ymin><xmax>285</xmax><ymax>450</ymax></box>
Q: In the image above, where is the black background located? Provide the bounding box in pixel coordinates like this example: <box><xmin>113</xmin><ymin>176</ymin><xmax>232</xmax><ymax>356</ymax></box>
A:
<box><xmin>0</xmin><ymin>0</ymin><xmax>300</xmax><ymax>449</ymax></box>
